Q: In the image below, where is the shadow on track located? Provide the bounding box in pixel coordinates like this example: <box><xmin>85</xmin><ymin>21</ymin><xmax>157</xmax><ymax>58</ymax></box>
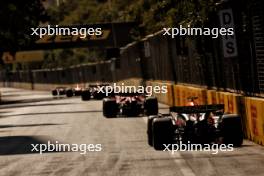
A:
<box><xmin>0</xmin><ymin>103</ymin><xmax>73</xmax><ymax>110</ymax></box>
<box><xmin>0</xmin><ymin>123</ymin><xmax>64</xmax><ymax>129</ymax></box>
<box><xmin>104</xmin><ymin>115</ymin><xmax>144</xmax><ymax>119</ymax></box>
<box><xmin>0</xmin><ymin>110</ymin><xmax>103</xmax><ymax>118</ymax></box>
<box><xmin>0</xmin><ymin>97</ymin><xmax>67</xmax><ymax>106</ymax></box>
<box><xmin>1</xmin><ymin>92</ymin><xmax>47</xmax><ymax>97</ymax></box>
<box><xmin>0</xmin><ymin>135</ymin><xmax>65</xmax><ymax>155</ymax></box>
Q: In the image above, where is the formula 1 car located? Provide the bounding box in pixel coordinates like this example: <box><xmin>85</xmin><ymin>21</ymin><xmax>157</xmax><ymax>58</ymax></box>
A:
<box><xmin>147</xmin><ymin>98</ymin><xmax>243</xmax><ymax>150</ymax></box>
<box><xmin>81</xmin><ymin>84</ymin><xmax>109</xmax><ymax>101</ymax></box>
<box><xmin>65</xmin><ymin>85</ymin><xmax>83</xmax><ymax>97</ymax></box>
<box><xmin>51</xmin><ymin>87</ymin><xmax>67</xmax><ymax>96</ymax></box>
<box><xmin>102</xmin><ymin>93</ymin><xmax>158</xmax><ymax>117</ymax></box>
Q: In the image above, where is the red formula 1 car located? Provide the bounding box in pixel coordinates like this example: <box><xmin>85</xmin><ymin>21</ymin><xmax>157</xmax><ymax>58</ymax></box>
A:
<box><xmin>81</xmin><ymin>84</ymin><xmax>109</xmax><ymax>101</ymax></box>
<box><xmin>102</xmin><ymin>93</ymin><xmax>158</xmax><ymax>118</ymax></box>
<box><xmin>147</xmin><ymin>97</ymin><xmax>243</xmax><ymax>150</ymax></box>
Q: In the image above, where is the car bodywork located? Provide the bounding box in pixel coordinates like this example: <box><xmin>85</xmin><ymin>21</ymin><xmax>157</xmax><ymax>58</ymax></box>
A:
<box><xmin>51</xmin><ymin>87</ymin><xmax>67</xmax><ymax>96</ymax></box>
<box><xmin>103</xmin><ymin>93</ymin><xmax>158</xmax><ymax>117</ymax></box>
<box><xmin>65</xmin><ymin>85</ymin><xmax>83</xmax><ymax>97</ymax></box>
<box><xmin>81</xmin><ymin>84</ymin><xmax>109</xmax><ymax>100</ymax></box>
<box><xmin>147</xmin><ymin>100</ymin><xmax>243</xmax><ymax>150</ymax></box>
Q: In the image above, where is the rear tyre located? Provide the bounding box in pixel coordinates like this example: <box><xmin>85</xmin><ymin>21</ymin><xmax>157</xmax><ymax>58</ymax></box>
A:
<box><xmin>145</xmin><ymin>97</ymin><xmax>158</xmax><ymax>116</ymax></box>
<box><xmin>103</xmin><ymin>98</ymin><xmax>118</xmax><ymax>118</ymax></box>
<box><xmin>52</xmin><ymin>90</ymin><xmax>58</xmax><ymax>96</ymax></box>
<box><xmin>152</xmin><ymin>117</ymin><xmax>173</xmax><ymax>150</ymax></box>
<box><xmin>147</xmin><ymin>115</ymin><xmax>158</xmax><ymax>146</ymax></box>
<box><xmin>81</xmin><ymin>90</ymin><xmax>91</xmax><ymax>101</ymax></box>
<box><xmin>220</xmin><ymin>114</ymin><xmax>243</xmax><ymax>147</ymax></box>
<box><xmin>94</xmin><ymin>92</ymin><xmax>105</xmax><ymax>100</ymax></box>
<box><xmin>66</xmin><ymin>89</ymin><xmax>73</xmax><ymax>97</ymax></box>
<box><xmin>59</xmin><ymin>90</ymin><xmax>66</xmax><ymax>95</ymax></box>
<box><xmin>74</xmin><ymin>90</ymin><xmax>82</xmax><ymax>96</ymax></box>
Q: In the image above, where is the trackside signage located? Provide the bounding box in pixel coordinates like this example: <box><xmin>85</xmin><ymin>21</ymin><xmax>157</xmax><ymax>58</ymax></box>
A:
<box><xmin>218</xmin><ymin>8</ymin><xmax>238</xmax><ymax>58</ymax></box>
<box><xmin>36</xmin><ymin>30</ymin><xmax>111</xmax><ymax>44</ymax></box>
<box><xmin>2</xmin><ymin>51</ymin><xmax>44</xmax><ymax>64</ymax></box>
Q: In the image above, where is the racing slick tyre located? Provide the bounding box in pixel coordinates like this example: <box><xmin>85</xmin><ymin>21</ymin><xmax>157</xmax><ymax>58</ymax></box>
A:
<box><xmin>66</xmin><ymin>89</ymin><xmax>74</xmax><ymax>97</ymax></box>
<box><xmin>103</xmin><ymin>98</ymin><xmax>118</xmax><ymax>118</ymax></box>
<box><xmin>58</xmin><ymin>90</ymin><xmax>66</xmax><ymax>95</ymax></box>
<box><xmin>152</xmin><ymin>117</ymin><xmax>174</xmax><ymax>150</ymax></box>
<box><xmin>220</xmin><ymin>114</ymin><xmax>243</xmax><ymax>147</ymax></box>
<box><xmin>52</xmin><ymin>90</ymin><xmax>58</xmax><ymax>96</ymax></box>
<box><xmin>145</xmin><ymin>97</ymin><xmax>158</xmax><ymax>116</ymax></box>
<box><xmin>94</xmin><ymin>92</ymin><xmax>105</xmax><ymax>100</ymax></box>
<box><xmin>74</xmin><ymin>90</ymin><xmax>82</xmax><ymax>96</ymax></box>
<box><xmin>81</xmin><ymin>90</ymin><xmax>91</xmax><ymax>101</ymax></box>
<box><xmin>147</xmin><ymin>115</ymin><xmax>158</xmax><ymax>146</ymax></box>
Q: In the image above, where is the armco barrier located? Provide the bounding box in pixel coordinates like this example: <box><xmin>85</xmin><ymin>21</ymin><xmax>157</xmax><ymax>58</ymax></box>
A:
<box><xmin>227</xmin><ymin>93</ymin><xmax>243</xmax><ymax>114</ymax></box>
<box><xmin>173</xmin><ymin>85</ymin><xmax>207</xmax><ymax>106</ymax></box>
<box><xmin>116</xmin><ymin>78</ymin><xmax>143</xmax><ymax>87</ymax></box>
<box><xmin>215</xmin><ymin>92</ymin><xmax>242</xmax><ymax>114</ymax></box>
<box><xmin>207</xmin><ymin>90</ymin><xmax>217</xmax><ymax>104</ymax></box>
<box><xmin>244</xmin><ymin>97</ymin><xmax>264</xmax><ymax>145</ymax></box>
<box><xmin>146</xmin><ymin>81</ymin><xmax>174</xmax><ymax>106</ymax></box>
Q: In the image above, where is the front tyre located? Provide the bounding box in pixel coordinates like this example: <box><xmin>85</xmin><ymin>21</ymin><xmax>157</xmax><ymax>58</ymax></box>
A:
<box><xmin>52</xmin><ymin>90</ymin><xmax>58</xmax><ymax>96</ymax></box>
<box><xmin>152</xmin><ymin>117</ymin><xmax>173</xmax><ymax>150</ymax></box>
<box><xmin>81</xmin><ymin>90</ymin><xmax>91</xmax><ymax>101</ymax></box>
<box><xmin>103</xmin><ymin>98</ymin><xmax>118</xmax><ymax>118</ymax></box>
<box><xmin>66</xmin><ymin>89</ymin><xmax>74</xmax><ymax>97</ymax></box>
<box><xmin>145</xmin><ymin>97</ymin><xmax>158</xmax><ymax>116</ymax></box>
<box><xmin>219</xmin><ymin>114</ymin><xmax>243</xmax><ymax>147</ymax></box>
<box><xmin>147</xmin><ymin>115</ymin><xmax>158</xmax><ymax>146</ymax></box>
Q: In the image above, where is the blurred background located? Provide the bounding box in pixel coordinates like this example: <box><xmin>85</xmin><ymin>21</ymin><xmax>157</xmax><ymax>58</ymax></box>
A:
<box><xmin>0</xmin><ymin>0</ymin><xmax>263</xmax><ymax>96</ymax></box>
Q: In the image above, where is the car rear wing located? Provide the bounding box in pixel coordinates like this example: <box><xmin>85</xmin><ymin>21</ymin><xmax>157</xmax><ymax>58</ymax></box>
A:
<box><xmin>89</xmin><ymin>84</ymin><xmax>109</xmax><ymax>87</ymax></box>
<box><xmin>114</xmin><ymin>92</ymin><xmax>145</xmax><ymax>96</ymax></box>
<box><xmin>169</xmin><ymin>104</ymin><xmax>224</xmax><ymax>114</ymax></box>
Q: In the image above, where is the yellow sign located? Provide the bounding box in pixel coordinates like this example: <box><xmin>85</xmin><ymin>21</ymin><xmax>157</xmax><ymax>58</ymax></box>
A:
<box><xmin>2</xmin><ymin>52</ymin><xmax>15</xmax><ymax>64</ymax></box>
<box><xmin>36</xmin><ymin>30</ymin><xmax>111</xmax><ymax>44</ymax></box>
<box><xmin>2</xmin><ymin>51</ymin><xmax>44</xmax><ymax>64</ymax></box>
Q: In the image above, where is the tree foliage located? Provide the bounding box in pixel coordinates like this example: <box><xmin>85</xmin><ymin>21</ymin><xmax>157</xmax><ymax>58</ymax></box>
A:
<box><xmin>48</xmin><ymin>0</ymin><xmax>220</xmax><ymax>35</ymax></box>
<box><xmin>43</xmin><ymin>0</ymin><xmax>221</xmax><ymax>68</ymax></box>
<box><xmin>0</xmin><ymin>0</ymin><xmax>46</xmax><ymax>52</ymax></box>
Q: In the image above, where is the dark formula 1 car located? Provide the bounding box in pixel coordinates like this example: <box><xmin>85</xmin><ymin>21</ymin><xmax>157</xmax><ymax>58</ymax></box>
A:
<box><xmin>51</xmin><ymin>87</ymin><xmax>67</xmax><ymax>96</ymax></box>
<box><xmin>147</xmin><ymin>104</ymin><xmax>243</xmax><ymax>150</ymax></box>
<box><xmin>81</xmin><ymin>84</ymin><xmax>109</xmax><ymax>101</ymax></box>
<box><xmin>65</xmin><ymin>85</ymin><xmax>83</xmax><ymax>97</ymax></box>
<box><xmin>103</xmin><ymin>93</ymin><xmax>158</xmax><ymax>117</ymax></box>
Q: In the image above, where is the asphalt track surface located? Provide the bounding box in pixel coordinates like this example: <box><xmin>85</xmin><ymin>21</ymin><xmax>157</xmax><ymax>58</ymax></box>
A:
<box><xmin>0</xmin><ymin>87</ymin><xmax>264</xmax><ymax>176</ymax></box>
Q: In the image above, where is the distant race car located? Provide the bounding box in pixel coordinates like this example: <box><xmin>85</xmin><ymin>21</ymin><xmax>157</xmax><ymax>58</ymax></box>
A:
<box><xmin>81</xmin><ymin>84</ymin><xmax>109</xmax><ymax>101</ymax></box>
<box><xmin>147</xmin><ymin>97</ymin><xmax>243</xmax><ymax>150</ymax></box>
<box><xmin>102</xmin><ymin>92</ymin><xmax>158</xmax><ymax>117</ymax></box>
<box><xmin>51</xmin><ymin>87</ymin><xmax>67</xmax><ymax>96</ymax></box>
<box><xmin>65</xmin><ymin>84</ymin><xmax>83</xmax><ymax>97</ymax></box>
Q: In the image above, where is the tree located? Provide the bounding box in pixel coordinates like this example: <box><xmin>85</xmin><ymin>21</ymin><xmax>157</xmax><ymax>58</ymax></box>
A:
<box><xmin>0</xmin><ymin>0</ymin><xmax>47</xmax><ymax>52</ymax></box>
<box><xmin>42</xmin><ymin>0</ymin><xmax>221</xmax><ymax>68</ymax></box>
